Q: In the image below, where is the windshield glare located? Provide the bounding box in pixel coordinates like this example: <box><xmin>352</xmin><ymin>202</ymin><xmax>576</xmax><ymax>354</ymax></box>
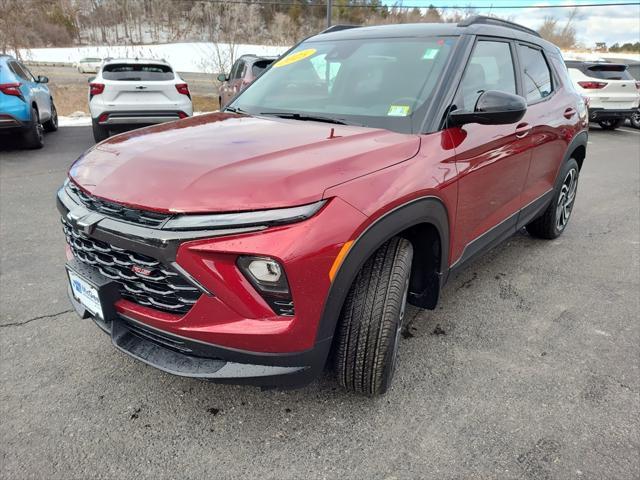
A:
<box><xmin>230</xmin><ymin>36</ymin><xmax>456</xmax><ymax>133</ymax></box>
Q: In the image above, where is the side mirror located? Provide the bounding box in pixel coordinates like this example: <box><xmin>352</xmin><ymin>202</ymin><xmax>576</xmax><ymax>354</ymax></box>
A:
<box><xmin>37</xmin><ymin>75</ymin><xmax>49</xmax><ymax>84</ymax></box>
<box><xmin>448</xmin><ymin>90</ymin><xmax>527</xmax><ymax>127</ymax></box>
<box><xmin>217</xmin><ymin>73</ymin><xmax>228</xmax><ymax>82</ymax></box>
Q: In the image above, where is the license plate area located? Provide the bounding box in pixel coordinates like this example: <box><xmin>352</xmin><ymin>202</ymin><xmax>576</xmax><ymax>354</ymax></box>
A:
<box><xmin>66</xmin><ymin>261</ymin><xmax>120</xmax><ymax>322</ymax></box>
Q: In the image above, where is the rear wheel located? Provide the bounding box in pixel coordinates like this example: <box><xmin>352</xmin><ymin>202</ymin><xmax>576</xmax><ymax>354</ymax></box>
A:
<box><xmin>334</xmin><ymin>237</ymin><xmax>413</xmax><ymax>396</ymax></box>
<box><xmin>92</xmin><ymin>120</ymin><xmax>109</xmax><ymax>143</ymax></box>
<box><xmin>22</xmin><ymin>107</ymin><xmax>44</xmax><ymax>149</ymax></box>
<box><xmin>526</xmin><ymin>158</ymin><xmax>579</xmax><ymax>239</ymax></box>
<box><xmin>630</xmin><ymin>111</ymin><xmax>640</xmax><ymax>129</ymax></box>
<box><xmin>43</xmin><ymin>102</ymin><xmax>58</xmax><ymax>132</ymax></box>
<box><xmin>598</xmin><ymin>119</ymin><xmax>624</xmax><ymax>130</ymax></box>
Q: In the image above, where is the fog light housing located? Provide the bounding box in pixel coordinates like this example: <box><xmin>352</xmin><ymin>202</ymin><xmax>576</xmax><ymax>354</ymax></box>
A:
<box><xmin>237</xmin><ymin>256</ymin><xmax>294</xmax><ymax>316</ymax></box>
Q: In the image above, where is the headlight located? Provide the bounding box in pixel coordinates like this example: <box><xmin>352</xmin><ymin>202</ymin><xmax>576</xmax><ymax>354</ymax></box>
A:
<box><xmin>162</xmin><ymin>200</ymin><xmax>326</xmax><ymax>231</ymax></box>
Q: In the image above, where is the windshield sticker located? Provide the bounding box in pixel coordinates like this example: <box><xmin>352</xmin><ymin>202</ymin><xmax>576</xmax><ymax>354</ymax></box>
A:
<box><xmin>422</xmin><ymin>48</ymin><xmax>440</xmax><ymax>60</ymax></box>
<box><xmin>387</xmin><ymin>105</ymin><xmax>411</xmax><ymax>117</ymax></box>
<box><xmin>274</xmin><ymin>49</ymin><xmax>317</xmax><ymax>68</ymax></box>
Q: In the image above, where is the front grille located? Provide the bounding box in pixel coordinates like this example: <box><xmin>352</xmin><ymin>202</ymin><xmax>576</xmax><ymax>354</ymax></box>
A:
<box><xmin>66</xmin><ymin>181</ymin><xmax>170</xmax><ymax>228</ymax></box>
<box><xmin>62</xmin><ymin>218</ymin><xmax>201</xmax><ymax>314</ymax></box>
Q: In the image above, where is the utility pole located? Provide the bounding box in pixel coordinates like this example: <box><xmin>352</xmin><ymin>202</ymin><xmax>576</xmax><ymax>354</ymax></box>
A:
<box><xmin>326</xmin><ymin>0</ymin><xmax>332</xmax><ymax>28</ymax></box>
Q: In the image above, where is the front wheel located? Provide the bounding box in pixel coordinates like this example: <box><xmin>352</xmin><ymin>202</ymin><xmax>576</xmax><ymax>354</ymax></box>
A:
<box><xmin>526</xmin><ymin>158</ymin><xmax>580</xmax><ymax>239</ymax></box>
<box><xmin>598</xmin><ymin>119</ymin><xmax>624</xmax><ymax>130</ymax></box>
<box><xmin>334</xmin><ymin>237</ymin><xmax>413</xmax><ymax>396</ymax></box>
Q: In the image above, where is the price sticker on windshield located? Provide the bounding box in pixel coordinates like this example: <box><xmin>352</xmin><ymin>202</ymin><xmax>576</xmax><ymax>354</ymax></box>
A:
<box><xmin>387</xmin><ymin>105</ymin><xmax>411</xmax><ymax>117</ymax></box>
<box><xmin>274</xmin><ymin>48</ymin><xmax>317</xmax><ymax>68</ymax></box>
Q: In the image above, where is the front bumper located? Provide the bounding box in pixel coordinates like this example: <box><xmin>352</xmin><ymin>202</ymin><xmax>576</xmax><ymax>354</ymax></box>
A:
<box><xmin>589</xmin><ymin>107</ymin><xmax>638</xmax><ymax>121</ymax></box>
<box><xmin>58</xmin><ymin>182</ymin><xmax>366</xmax><ymax>385</ymax></box>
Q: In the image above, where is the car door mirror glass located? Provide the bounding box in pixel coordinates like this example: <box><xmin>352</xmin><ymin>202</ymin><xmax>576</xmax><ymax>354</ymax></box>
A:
<box><xmin>448</xmin><ymin>90</ymin><xmax>527</xmax><ymax>127</ymax></box>
<box><xmin>217</xmin><ymin>73</ymin><xmax>228</xmax><ymax>82</ymax></box>
<box><xmin>37</xmin><ymin>76</ymin><xmax>49</xmax><ymax>83</ymax></box>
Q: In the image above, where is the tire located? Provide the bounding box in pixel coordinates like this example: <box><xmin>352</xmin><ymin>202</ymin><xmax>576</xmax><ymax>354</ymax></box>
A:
<box><xmin>526</xmin><ymin>158</ymin><xmax>580</xmax><ymax>240</ymax></box>
<box><xmin>630</xmin><ymin>111</ymin><xmax>640</xmax><ymax>130</ymax></box>
<box><xmin>43</xmin><ymin>102</ymin><xmax>58</xmax><ymax>132</ymax></box>
<box><xmin>22</xmin><ymin>107</ymin><xmax>44</xmax><ymax>149</ymax></box>
<box><xmin>598</xmin><ymin>119</ymin><xmax>624</xmax><ymax>130</ymax></box>
<box><xmin>334</xmin><ymin>236</ymin><xmax>413</xmax><ymax>396</ymax></box>
<box><xmin>92</xmin><ymin>120</ymin><xmax>109</xmax><ymax>143</ymax></box>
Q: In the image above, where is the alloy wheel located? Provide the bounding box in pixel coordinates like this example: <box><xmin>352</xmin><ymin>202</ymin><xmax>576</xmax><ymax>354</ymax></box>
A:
<box><xmin>556</xmin><ymin>168</ymin><xmax>578</xmax><ymax>231</ymax></box>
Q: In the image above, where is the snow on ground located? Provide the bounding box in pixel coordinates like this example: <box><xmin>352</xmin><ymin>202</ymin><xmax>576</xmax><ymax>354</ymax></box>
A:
<box><xmin>19</xmin><ymin>42</ymin><xmax>290</xmax><ymax>73</ymax></box>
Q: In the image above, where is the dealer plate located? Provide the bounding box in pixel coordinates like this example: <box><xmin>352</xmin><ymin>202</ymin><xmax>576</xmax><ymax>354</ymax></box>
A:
<box><xmin>68</xmin><ymin>270</ymin><xmax>104</xmax><ymax>319</ymax></box>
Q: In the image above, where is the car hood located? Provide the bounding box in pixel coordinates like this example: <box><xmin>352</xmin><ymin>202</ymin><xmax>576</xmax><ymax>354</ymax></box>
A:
<box><xmin>69</xmin><ymin>113</ymin><xmax>420</xmax><ymax>213</ymax></box>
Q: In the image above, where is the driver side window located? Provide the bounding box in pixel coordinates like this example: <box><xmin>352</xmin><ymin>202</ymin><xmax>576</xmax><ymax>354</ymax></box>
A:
<box><xmin>456</xmin><ymin>40</ymin><xmax>516</xmax><ymax>112</ymax></box>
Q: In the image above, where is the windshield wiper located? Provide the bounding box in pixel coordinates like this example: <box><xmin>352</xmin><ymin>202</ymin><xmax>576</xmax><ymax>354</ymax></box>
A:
<box><xmin>259</xmin><ymin>112</ymin><xmax>347</xmax><ymax>125</ymax></box>
<box><xmin>224</xmin><ymin>106</ymin><xmax>249</xmax><ymax>114</ymax></box>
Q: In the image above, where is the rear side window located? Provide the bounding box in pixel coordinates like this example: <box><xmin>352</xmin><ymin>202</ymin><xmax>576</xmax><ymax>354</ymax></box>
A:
<box><xmin>9</xmin><ymin>61</ymin><xmax>31</xmax><ymax>82</ymax></box>
<box><xmin>251</xmin><ymin>60</ymin><xmax>273</xmax><ymax>77</ymax></box>
<box><xmin>518</xmin><ymin>45</ymin><xmax>553</xmax><ymax>103</ymax></box>
<box><xmin>456</xmin><ymin>40</ymin><xmax>516</xmax><ymax>112</ymax></box>
<box><xmin>583</xmin><ymin>64</ymin><xmax>633</xmax><ymax>80</ymax></box>
<box><xmin>102</xmin><ymin>63</ymin><xmax>174</xmax><ymax>81</ymax></box>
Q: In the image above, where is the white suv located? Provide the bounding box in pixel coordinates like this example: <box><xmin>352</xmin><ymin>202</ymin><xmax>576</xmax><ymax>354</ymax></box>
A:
<box><xmin>565</xmin><ymin>60</ymin><xmax>640</xmax><ymax>130</ymax></box>
<box><xmin>88</xmin><ymin>58</ymin><xmax>193</xmax><ymax>142</ymax></box>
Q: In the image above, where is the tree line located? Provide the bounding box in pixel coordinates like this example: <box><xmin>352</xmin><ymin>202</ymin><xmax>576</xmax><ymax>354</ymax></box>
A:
<box><xmin>1</xmin><ymin>0</ymin><xmax>631</xmax><ymax>54</ymax></box>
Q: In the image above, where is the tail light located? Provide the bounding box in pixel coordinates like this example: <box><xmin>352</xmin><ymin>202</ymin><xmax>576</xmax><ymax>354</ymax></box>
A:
<box><xmin>177</xmin><ymin>111</ymin><xmax>188</xmax><ymax>119</ymax></box>
<box><xmin>97</xmin><ymin>113</ymin><xmax>109</xmax><ymax>123</ymax></box>
<box><xmin>175</xmin><ymin>83</ymin><xmax>191</xmax><ymax>99</ymax></box>
<box><xmin>577</xmin><ymin>81</ymin><xmax>607</xmax><ymax>90</ymax></box>
<box><xmin>89</xmin><ymin>83</ymin><xmax>105</xmax><ymax>99</ymax></box>
<box><xmin>0</xmin><ymin>82</ymin><xmax>24</xmax><ymax>100</ymax></box>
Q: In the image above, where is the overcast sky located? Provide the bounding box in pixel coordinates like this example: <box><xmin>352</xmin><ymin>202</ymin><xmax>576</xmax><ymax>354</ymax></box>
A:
<box><xmin>387</xmin><ymin>0</ymin><xmax>640</xmax><ymax>47</ymax></box>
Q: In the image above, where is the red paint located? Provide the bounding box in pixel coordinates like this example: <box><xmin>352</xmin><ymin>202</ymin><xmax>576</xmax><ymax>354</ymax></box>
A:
<box><xmin>69</xmin><ymin>86</ymin><xmax>585</xmax><ymax>354</ymax></box>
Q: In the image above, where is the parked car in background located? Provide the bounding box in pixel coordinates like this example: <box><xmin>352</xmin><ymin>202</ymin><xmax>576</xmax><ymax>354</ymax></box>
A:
<box><xmin>76</xmin><ymin>58</ymin><xmax>102</xmax><ymax>74</ymax></box>
<box><xmin>604</xmin><ymin>58</ymin><xmax>640</xmax><ymax>129</ymax></box>
<box><xmin>565</xmin><ymin>60</ymin><xmax>640</xmax><ymax>130</ymax></box>
<box><xmin>0</xmin><ymin>54</ymin><xmax>58</xmax><ymax>149</ymax></box>
<box><xmin>59</xmin><ymin>18</ymin><xmax>588</xmax><ymax>396</ymax></box>
<box><xmin>217</xmin><ymin>54</ymin><xmax>277</xmax><ymax>109</ymax></box>
<box><xmin>88</xmin><ymin>58</ymin><xmax>193</xmax><ymax>142</ymax></box>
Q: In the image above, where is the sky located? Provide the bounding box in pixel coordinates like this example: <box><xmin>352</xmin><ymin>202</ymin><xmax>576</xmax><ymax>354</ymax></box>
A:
<box><xmin>385</xmin><ymin>0</ymin><xmax>640</xmax><ymax>47</ymax></box>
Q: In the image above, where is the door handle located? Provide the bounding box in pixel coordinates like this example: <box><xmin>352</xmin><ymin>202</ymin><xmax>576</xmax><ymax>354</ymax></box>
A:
<box><xmin>564</xmin><ymin>108</ymin><xmax>577</xmax><ymax>119</ymax></box>
<box><xmin>515</xmin><ymin>123</ymin><xmax>531</xmax><ymax>139</ymax></box>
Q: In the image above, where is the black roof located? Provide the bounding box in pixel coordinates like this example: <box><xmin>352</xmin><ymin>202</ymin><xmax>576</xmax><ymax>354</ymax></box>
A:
<box><xmin>311</xmin><ymin>17</ymin><xmax>558</xmax><ymax>53</ymax></box>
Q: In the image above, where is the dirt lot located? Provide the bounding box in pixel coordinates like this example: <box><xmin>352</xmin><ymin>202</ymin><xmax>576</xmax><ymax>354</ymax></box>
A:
<box><xmin>0</xmin><ymin>125</ymin><xmax>639</xmax><ymax>479</ymax></box>
<box><xmin>25</xmin><ymin>64</ymin><xmax>220</xmax><ymax>115</ymax></box>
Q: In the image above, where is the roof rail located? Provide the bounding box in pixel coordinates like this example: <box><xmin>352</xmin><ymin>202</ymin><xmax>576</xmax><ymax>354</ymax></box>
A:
<box><xmin>320</xmin><ymin>24</ymin><xmax>360</xmax><ymax>34</ymax></box>
<box><xmin>458</xmin><ymin>15</ymin><xmax>541</xmax><ymax>38</ymax></box>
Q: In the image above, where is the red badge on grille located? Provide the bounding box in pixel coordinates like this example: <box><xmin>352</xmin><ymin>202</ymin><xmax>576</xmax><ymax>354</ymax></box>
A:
<box><xmin>132</xmin><ymin>265</ymin><xmax>152</xmax><ymax>276</ymax></box>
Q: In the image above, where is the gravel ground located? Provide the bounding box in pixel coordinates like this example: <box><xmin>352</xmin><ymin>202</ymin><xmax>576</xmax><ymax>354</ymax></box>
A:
<box><xmin>0</xmin><ymin>125</ymin><xmax>638</xmax><ymax>480</ymax></box>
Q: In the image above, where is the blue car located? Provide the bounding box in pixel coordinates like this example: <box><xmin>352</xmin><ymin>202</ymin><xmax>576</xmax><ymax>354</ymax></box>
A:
<box><xmin>0</xmin><ymin>54</ymin><xmax>58</xmax><ymax>149</ymax></box>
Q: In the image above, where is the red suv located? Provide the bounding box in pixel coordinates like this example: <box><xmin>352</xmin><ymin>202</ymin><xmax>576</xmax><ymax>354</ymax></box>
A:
<box><xmin>59</xmin><ymin>18</ymin><xmax>588</xmax><ymax>396</ymax></box>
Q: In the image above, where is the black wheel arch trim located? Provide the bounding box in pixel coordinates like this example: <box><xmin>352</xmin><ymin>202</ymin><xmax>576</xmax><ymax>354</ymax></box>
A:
<box><xmin>564</xmin><ymin>130</ymin><xmax>588</xmax><ymax>170</ymax></box>
<box><xmin>315</xmin><ymin>195</ymin><xmax>450</xmax><ymax>344</ymax></box>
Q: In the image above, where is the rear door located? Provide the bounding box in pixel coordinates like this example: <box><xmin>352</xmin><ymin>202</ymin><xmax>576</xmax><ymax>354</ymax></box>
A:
<box><xmin>515</xmin><ymin>44</ymin><xmax>571</xmax><ymax>219</ymax></box>
<box><xmin>101</xmin><ymin>63</ymin><xmax>181</xmax><ymax>111</ymax></box>
<box><xmin>449</xmin><ymin>38</ymin><xmax>532</xmax><ymax>265</ymax></box>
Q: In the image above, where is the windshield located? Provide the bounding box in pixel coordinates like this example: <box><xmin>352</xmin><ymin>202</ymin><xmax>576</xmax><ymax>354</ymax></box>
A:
<box><xmin>230</xmin><ymin>36</ymin><xmax>456</xmax><ymax>133</ymax></box>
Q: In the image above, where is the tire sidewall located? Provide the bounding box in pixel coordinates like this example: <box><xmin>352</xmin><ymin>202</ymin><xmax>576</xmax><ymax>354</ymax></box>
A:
<box><xmin>550</xmin><ymin>158</ymin><xmax>580</xmax><ymax>236</ymax></box>
<box><xmin>376</xmin><ymin>248</ymin><xmax>413</xmax><ymax>394</ymax></box>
